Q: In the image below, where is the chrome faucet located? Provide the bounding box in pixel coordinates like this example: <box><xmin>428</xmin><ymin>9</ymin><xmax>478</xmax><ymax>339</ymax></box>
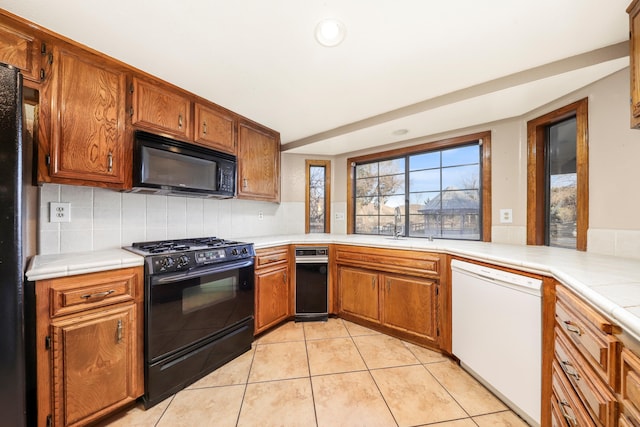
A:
<box><xmin>393</xmin><ymin>206</ymin><xmax>402</xmax><ymax>239</ymax></box>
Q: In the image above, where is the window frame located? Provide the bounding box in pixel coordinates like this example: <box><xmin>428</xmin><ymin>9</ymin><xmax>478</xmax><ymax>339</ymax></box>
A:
<box><xmin>305</xmin><ymin>159</ymin><xmax>331</xmax><ymax>234</ymax></box>
<box><xmin>347</xmin><ymin>131</ymin><xmax>492</xmax><ymax>241</ymax></box>
<box><xmin>526</xmin><ymin>98</ymin><xmax>588</xmax><ymax>251</ymax></box>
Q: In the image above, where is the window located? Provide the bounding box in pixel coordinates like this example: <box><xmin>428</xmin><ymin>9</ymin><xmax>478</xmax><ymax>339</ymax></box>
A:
<box><xmin>306</xmin><ymin>160</ymin><xmax>331</xmax><ymax>233</ymax></box>
<box><xmin>527</xmin><ymin>98</ymin><xmax>588</xmax><ymax>251</ymax></box>
<box><xmin>347</xmin><ymin>132</ymin><xmax>491</xmax><ymax>241</ymax></box>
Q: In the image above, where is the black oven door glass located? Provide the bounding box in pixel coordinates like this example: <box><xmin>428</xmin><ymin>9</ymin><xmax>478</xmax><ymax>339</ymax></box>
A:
<box><xmin>148</xmin><ymin>260</ymin><xmax>254</xmax><ymax>361</ymax></box>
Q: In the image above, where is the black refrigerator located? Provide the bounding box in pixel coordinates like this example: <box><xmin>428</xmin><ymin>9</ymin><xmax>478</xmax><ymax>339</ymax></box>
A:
<box><xmin>0</xmin><ymin>62</ymin><xmax>37</xmax><ymax>426</ymax></box>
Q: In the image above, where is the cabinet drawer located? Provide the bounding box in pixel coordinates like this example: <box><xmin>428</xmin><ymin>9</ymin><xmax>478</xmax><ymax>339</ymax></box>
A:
<box><xmin>621</xmin><ymin>348</ymin><xmax>640</xmax><ymax>423</ymax></box>
<box><xmin>47</xmin><ymin>269</ymin><xmax>139</xmax><ymax>317</ymax></box>
<box><xmin>554</xmin><ymin>326</ymin><xmax>617</xmax><ymax>426</ymax></box>
<box><xmin>552</xmin><ymin>360</ymin><xmax>597</xmax><ymax>427</ymax></box>
<box><xmin>555</xmin><ymin>286</ymin><xmax>619</xmax><ymax>387</ymax></box>
<box><xmin>255</xmin><ymin>247</ymin><xmax>289</xmax><ymax>269</ymax></box>
<box><xmin>335</xmin><ymin>246</ymin><xmax>439</xmax><ymax>277</ymax></box>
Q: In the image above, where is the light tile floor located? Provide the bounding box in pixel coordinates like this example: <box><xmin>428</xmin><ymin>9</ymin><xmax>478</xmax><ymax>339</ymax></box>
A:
<box><xmin>98</xmin><ymin>318</ymin><xmax>530</xmax><ymax>427</ymax></box>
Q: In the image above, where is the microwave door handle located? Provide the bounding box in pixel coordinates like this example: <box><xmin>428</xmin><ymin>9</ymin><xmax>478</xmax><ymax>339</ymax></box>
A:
<box><xmin>218</xmin><ymin>168</ymin><xmax>223</xmax><ymax>191</ymax></box>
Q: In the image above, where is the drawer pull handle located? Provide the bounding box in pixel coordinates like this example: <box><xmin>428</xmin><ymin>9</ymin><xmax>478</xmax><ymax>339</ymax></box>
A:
<box><xmin>371</xmin><ymin>277</ymin><xmax>375</xmax><ymax>290</ymax></box>
<box><xmin>178</xmin><ymin>114</ymin><xmax>183</xmax><ymax>128</ymax></box>
<box><xmin>203</xmin><ymin>121</ymin><xmax>207</xmax><ymax>135</ymax></box>
<box><xmin>116</xmin><ymin>319</ymin><xmax>123</xmax><ymax>343</ymax></box>
<box><xmin>107</xmin><ymin>151</ymin><xmax>113</xmax><ymax>172</ymax></box>
<box><xmin>81</xmin><ymin>289</ymin><xmax>115</xmax><ymax>299</ymax></box>
<box><xmin>559</xmin><ymin>400</ymin><xmax>578</xmax><ymax>426</ymax></box>
<box><xmin>563</xmin><ymin>320</ymin><xmax>583</xmax><ymax>336</ymax></box>
<box><xmin>560</xmin><ymin>360</ymin><xmax>581</xmax><ymax>381</ymax></box>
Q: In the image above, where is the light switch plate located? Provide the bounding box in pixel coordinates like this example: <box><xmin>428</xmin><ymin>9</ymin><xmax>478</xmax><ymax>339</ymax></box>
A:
<box><xmin>50</xmin><ymin>202</ymin><xmax>71</xmax><ymax>223</ymax></box>
<box><xmin>335</xmin><ymin>212</ymin><xmax>345</xmax><ymax>220</ymax></box>
<box><xmin>499</xmin><ymin>208</ymin><xmax>513</xmax><ymax>224</ymax></box>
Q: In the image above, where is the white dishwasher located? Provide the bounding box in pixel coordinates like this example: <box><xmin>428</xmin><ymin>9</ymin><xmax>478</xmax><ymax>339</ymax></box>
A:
<box><xmin>451</xmin><ymin>259</ymin><xmax>541</xmax><ymax>426</ymax></box>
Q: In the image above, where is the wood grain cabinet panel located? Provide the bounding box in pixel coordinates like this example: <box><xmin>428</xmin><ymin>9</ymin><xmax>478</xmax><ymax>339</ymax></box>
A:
<box><xmin>552</xmin><ymin>360</ymin><xmax>598</xmax><ymax>427</ymax></box>
<box><xmin>621</xmin><ymin>348</ymin><xmax>640</xmax><ymax>423</ymax></box>
<box><xmin>381</xmin><ymin>274</ymin><xmax>437</xmax><ymax>342</ymax></box>
<box><xmin>50</xmin><ymin>304</ymin><xmax>137</xmax><ymax>426</ymax></box>
<box><xmin>555</xmin><ymin>285</ymin><xmax>620</xmax><ymax>388</ymax></box>
<box><xmin>36</xmin><ymin>267</ymin><xmax>143</xmax><ymax>427</ymax></box>
<box><xmin>254</xmin><ymin>247</ymin><xmax>290</xmax><ymax>334</ymax></box>
<box><xmin>237</xmin><ymin>121</ymin><xmax>280</xmax><ymax>202</ymax></box>
<box><xmin>0</xmin><ymin>20</ymin><xmax>40</xmax><ymax>82</ymax></box>
<box><xmin>194</xmin><ymin>102</ymin><xmax>235</xmax><ymax>154</ymax></box>
<box><xmin>42</xmin><ymin>45</ymin><xmax>128</xmax><ymax>188</ymax></box>
<box><xmin>131</xmin><ymin>77</ymin><xmax>192</xmax><ymax>140</ymax></box>
<box><xmin>554</xmin><ymin>326</ymin><xmax>617</xmax><ymax>426</ymax></box>
<box><xmin>338</xmin><ymin>266</ymin><xmax>380</xmax><ymax>324</ymax></box>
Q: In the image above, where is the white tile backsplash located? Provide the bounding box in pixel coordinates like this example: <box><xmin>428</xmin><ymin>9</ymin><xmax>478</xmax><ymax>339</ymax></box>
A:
<box><xmin>38</xmin><ymin>184</ymin><xmax>299</xmax><ymax>255</ymax></box>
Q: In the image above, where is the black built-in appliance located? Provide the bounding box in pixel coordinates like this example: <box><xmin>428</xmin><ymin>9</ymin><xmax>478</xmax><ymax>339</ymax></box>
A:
<box><xmin>0</xmin><ymin>63</ymin><xmax>38</xmax><ymax>426</ymax></box>
<box><xmin>295</xmin><ymin>247</ymin><xmax>329</xmax><ymax>322</ymax></box>
<box><xmin>130</xmin><ymin>130</ymin><xmax>237</xmax><ymax>199</ymax></box>
<box><xmin>124</xmin><ymin>237</ymin><xmax>255</xmax><ymax>408</ymax></box>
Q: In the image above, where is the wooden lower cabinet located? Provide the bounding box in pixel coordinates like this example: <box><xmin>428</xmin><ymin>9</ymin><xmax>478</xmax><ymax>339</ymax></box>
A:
<box><xmin>337</xmin><ymin>266</ymin><xmax>379</xmax><ymax>323</ymax></box>
<box><xmin>381</xmin><ymin>274</ymin><xmax>437</xmax><ymax>342</ymax></box>
<box><xmin>335</xmin><ymin>245</ymin><xmax>442</xmax><ymax>348</ymax></box>
<box><xmin>36</xmin><ymin>267</ymin><xmax>143</xmax><ymax>427</ymax></box>
<box><xmin>50</xmin><ymin>305</ymin><xmax>137</xmax><ymax>426</ymax></box>
<box><xmin>254</xmin><ymin>246</ymin><xmax>291</xmax><ymax>334</ymax></box>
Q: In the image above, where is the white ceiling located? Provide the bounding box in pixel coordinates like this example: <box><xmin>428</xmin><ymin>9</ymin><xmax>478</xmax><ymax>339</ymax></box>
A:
<box><xmin>3</xmin><ymin>0</ymin><xmax>631</xmax><ymax>155</ymax></box>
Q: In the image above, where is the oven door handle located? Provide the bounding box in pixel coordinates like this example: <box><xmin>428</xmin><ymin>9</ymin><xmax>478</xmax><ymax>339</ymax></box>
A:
<box><xmin>151</xmin><ymin>259</ymin><xmax>254</xmax><ymax>285</ymax></box>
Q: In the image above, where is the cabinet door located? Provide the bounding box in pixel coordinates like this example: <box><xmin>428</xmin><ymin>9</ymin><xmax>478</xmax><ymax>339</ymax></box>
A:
<box><xmin>194</xmin><ymin>102</ymin><xmax>235</xmax><ymax>154</ymax></box>
<box><xmin>255</xmin><ymin>264</ymin><xmax>289</xmax><ymax>333</ymax></box>
<box><xmin>629</xmin><ymin>0</ymin><xmax>640</xmax><ymax>128</ymax></box>
<box><xmin>50</xmin><ymin>304</ymin><xmax>138</xmax><ymax>427</ymax></box>
<box><xmin>44</xmin><ymin>46</ymin><xmax>127</xmax><ymax>187</ymax></box>
<box><xmin>237</xmin><ymin>121</ymin><xmax>280</xmax><ymax>202</ymax></box>
<box><xmin>337</xmin><ymin>266</ymin><xmax>379</xmax><ymax>323</ymax></box>
<box><xmin>381</xmin><ymin>274</ymin><xmax>437</xmax><ymax>342</ymax></box>
<box><xmin>0</xmin><ymin>20</ymin><xmax>40</xmax><ymax>82</ymax></box>
<box><xmin>131</xmin><ymin>77</ymin><xmax>191</xmax><ymax>140</ymax></box>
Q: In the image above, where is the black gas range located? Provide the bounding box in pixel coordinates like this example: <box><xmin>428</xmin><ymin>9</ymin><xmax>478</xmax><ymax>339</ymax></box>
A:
<box><xmin>124</xmin><ymin>237</ymin><xmax>255</xmax><ymax>408</ymax></box>
<box><xmin>126</xmin><ymin>236</ymin><xmax>255</xmax><ymax>274</ymax></box>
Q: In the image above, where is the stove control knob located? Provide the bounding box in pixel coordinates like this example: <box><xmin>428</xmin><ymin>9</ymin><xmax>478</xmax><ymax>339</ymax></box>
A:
<box><xmin>160</xmin><ymin>256</ymin><xmax>175</xmax><ymax>269</ymax></box>
<box><xmin>231</xmin><ymin>248</ymin><xmax>239</xmax><ymax>256</ymax></box>
<box><xmin>241</xmin><ymin>247</ymin><xmax>248</xmax><ymax>255</ymax></box>
<box><xmin>177</xmin><ymin>255</ymin><xmax>190</xmax><ymax>268</ymax></box>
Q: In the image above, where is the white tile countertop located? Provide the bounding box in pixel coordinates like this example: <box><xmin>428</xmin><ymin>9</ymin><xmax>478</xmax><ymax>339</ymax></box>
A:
<box><xmin>26</xmin><ymin>234</ymin><xmax>640</xmax><ymax>342</ymax></box>
<box><xmin>26</xmin><ymin>248</ymin><xmax>144</xmax><ymax>281</ymax></box>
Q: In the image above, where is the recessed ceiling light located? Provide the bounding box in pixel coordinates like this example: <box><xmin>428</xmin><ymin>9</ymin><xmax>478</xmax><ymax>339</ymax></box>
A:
<box><xmin>315</xmin><ymin>19</ymin><xmax>346</xmax><ymax>47</ymax></box>
<box><xmin>392</xmin><ymin>129</ymin><xmax>409</xmax><ymax>136</ymax></box>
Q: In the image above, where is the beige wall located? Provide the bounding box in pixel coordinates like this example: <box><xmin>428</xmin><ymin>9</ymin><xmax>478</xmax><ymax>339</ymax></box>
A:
<box><xmin>282</xmin><ymin>67</ymin><xmax>640</xmax><ymax>257</ymax></box>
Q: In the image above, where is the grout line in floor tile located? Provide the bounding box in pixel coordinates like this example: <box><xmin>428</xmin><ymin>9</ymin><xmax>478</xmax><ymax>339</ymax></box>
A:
<box><xmin>152</xmin><ymin>394</ymin><xmax>175</xmax><ymax>427</ymax></box>
<box><xmin>302</xmin><ymin>327</ymin><xmax>320</xmax><ymax>427</ymax></box>
<box><xmin>233</xmin><ymin>345</ymin><xmax>257</xmax><ymax>426</ymax></box>
<box><xmin>421</xmin><ymin>362</ymin><xmax>475</xmax><ymax>421</ymax></box>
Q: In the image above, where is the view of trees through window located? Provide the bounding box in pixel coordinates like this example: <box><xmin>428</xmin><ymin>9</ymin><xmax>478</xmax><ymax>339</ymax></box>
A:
<box><xmin>354</xmin><ymin>143</ymin><xmax>481</xmax><ymax>240</ymax></box>
<box><xmin>306</xmin><ymin>160</ymin><xmax>330</xmax><ymax>233</ymax></box>
<box><xmin>546</xmin><ymin>117</ymin><xmax>577</xmax><ymax>249</ymax></box>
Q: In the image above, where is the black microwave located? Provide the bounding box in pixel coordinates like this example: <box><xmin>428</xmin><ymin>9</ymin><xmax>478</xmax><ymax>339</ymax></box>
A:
<box><xmin>130</xmin><ymin>131</ymin><xmax>236</xmax><ymax>199</ymax></box>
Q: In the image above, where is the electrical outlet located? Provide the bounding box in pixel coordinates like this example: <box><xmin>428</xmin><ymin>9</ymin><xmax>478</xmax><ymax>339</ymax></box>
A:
<box><xmin>258</xmin><ymin>211</ymin><xmax>264</xmax><ymax>220</ymax></box>
<box><xmin>499</xmin><ymin>208</ymin><xmax>513</xmax><ymax>224</ymax></box>
<box><xmin>50</xmin><ymin>202</ymin><xmax>71</xmax><ymax>223</ymax></box>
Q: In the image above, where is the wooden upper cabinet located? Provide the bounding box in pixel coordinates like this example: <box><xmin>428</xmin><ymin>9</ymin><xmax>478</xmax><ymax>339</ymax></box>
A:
<box><xmin>237</xmin><ymin>121</ymin><xmax>281</xmax><ymax>202</ymax></box>
<box><xmin>131</xmin><ymin>77</ymin><xmax>192</xmax><ymax>140</ymax></box>
<box><xmin>41</xmin><ymin>45</ymin><xmax>128</xmax><ymax>188</ymax></box>
<box><xmin>629</xmin><ymin>0</ymin><xmax>640</xmax><ymax>128</ymax></box>
<box><xmin>194</xmin><ymin>102</ymin><xmax>236</xmax><ymax>154</ymax></box>
<box><xmin>0</xmin><ymin>19</ymin><xmax>41</xmax><ymax>83</ymax></box>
